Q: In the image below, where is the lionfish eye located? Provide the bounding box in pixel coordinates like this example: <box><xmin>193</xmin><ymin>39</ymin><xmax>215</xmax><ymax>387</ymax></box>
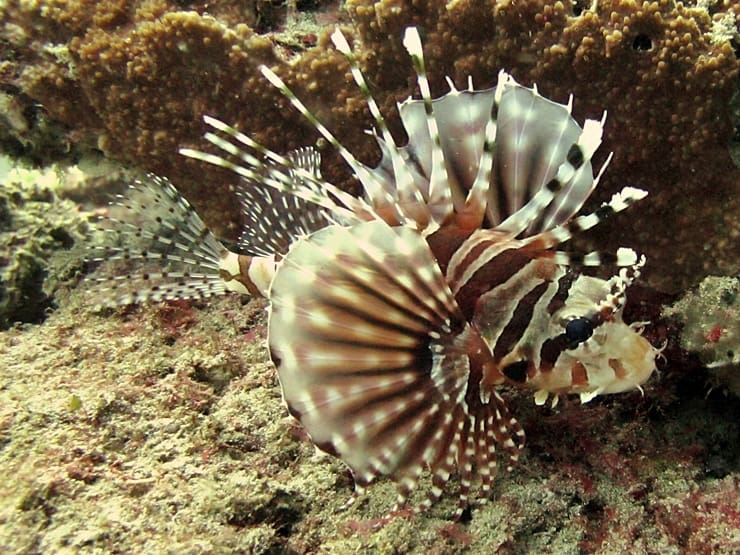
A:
<box><xmin>565</xmin><ymin>317</ymin><xmax>594</xmax><ymax>347</ymax></box>
<box><xmin>502</xmin><ymin>360</ymin><xmax>529</xmax><ymax>383</ymax></box>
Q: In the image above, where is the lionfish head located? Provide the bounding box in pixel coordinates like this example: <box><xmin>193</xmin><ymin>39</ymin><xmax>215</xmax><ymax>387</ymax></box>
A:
<box><xmin>517</xmin><ymin>267</ymin><xmax>660</xmax><ymax>406</ymax></box>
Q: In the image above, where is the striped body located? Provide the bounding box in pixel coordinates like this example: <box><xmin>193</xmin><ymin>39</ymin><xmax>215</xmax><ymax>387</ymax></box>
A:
<box><xmin>88</xmin><ymin>27</ymin><xmax>659</xmax><ymax>516</ymax></box>
<box><xmin>428</xmin><ymin>227</ymin><xmax>654</xmax><ymax>406</ymax></box>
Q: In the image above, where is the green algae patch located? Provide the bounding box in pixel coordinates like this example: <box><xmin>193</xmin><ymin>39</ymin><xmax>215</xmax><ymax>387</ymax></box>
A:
<box><xmin>0</xmin><ymin>156</ymin><xmax>89</xmax><ymax>328</ymax></box>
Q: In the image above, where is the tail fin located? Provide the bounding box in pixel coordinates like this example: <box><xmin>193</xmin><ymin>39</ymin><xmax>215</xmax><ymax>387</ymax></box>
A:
<box><xmin>85</xmin><ymin>174</ymin><xmax>231</xmax><ymax>308</ymax></box>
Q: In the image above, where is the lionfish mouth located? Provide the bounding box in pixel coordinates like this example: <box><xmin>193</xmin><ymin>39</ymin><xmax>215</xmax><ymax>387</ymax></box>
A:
<box><xmin>90</xmin><ymin>26</ymin><xmax>658</xmax><ymax>517</ymax></box>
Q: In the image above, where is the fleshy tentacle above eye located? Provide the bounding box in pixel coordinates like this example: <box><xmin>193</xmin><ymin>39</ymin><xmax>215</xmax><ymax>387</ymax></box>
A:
<box><xmin>268</xmin><ymin>220</ymin><xmax>524</xmax><ymax>515</ymax></box>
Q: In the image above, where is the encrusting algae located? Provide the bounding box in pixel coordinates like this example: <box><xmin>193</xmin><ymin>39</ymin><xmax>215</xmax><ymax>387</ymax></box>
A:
<box><xmin>664</xmin><ymin>276</ymin><xmax>740</xmax><ymax>396</ymax></box>
<box><xmin>0</xmin><ymin>155</ymin><xmax>89</xmax><ymax>328</ymax></box>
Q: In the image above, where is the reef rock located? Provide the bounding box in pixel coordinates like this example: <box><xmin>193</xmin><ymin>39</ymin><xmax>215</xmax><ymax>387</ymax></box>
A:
<box><xmin>0</xmin><ymin>0</ymin><xmax>738</xmax><ymax>291</ymax></box>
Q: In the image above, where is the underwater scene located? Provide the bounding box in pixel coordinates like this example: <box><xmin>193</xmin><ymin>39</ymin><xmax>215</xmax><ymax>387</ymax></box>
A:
<box><xmin>0</xmin><ymin>0</ymin><xmax>738</xmax><ymax>553</ymax></box>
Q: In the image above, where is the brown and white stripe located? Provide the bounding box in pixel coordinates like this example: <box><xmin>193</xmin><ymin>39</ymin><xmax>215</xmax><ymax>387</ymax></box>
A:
<box><xmin>259</xmin><ymin>27</ymin><xmax>656</xmax><ymax>513</ymax></box>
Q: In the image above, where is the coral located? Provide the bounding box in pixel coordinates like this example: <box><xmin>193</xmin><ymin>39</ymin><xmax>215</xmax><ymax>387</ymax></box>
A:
<box><xmin>0</xmin><ymin>0</ymin><xmax>738</xmax><ymax>291</ymax></box>
<box><xmin>0</xmin><ymin>90</ymin><xmax>73</xmax><ymax>164</ymax></box>
<box><xmin>664</xmin><ymin>275</ymin><xmax>740</xmax><ymax>396</ymax></box>
<box><xmin>732</xmin><ymin>86</ymin><xmax>740</xmax><ymax>166</ymax></box>
<box><xmin>342</xmin><ymin>0</ymin><xmax>740</xmax><ymax>293</ymax></box>
<box><xmin>0</xmin><ymin>2</ymin><xmax>737</xmax><ymax>549</ymax></box>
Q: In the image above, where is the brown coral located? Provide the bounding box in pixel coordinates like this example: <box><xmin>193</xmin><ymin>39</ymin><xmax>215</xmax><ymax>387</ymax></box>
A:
<box><xmin>73</xmin><ymin>11</ymin><xmax>281</xmax><ymax>226</ymax></box>
<box><xmin>0</xmin><ymin>0</ymin><xmax>738</xmax><ymax>290</ymax></box>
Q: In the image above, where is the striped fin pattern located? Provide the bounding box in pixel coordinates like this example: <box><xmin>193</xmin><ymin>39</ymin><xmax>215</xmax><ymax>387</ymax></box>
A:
<box><xmin>180</xmin><ymin>116</ymin><xmax>377</xmax><ymax>225</ymax></box>
<box><xmin>268</xmin><ymin>221</ymin><xmax>524</xmax><ymax>514</ymax></box>
<box><xmin>181</xmin><ymin>29</ymin><xmax>616</xmax><ymax>238</ymax></box>
<box><xmin>214</xmin><ymin>28</ymin><xmax>617</xmax><ymax>241</ymax></box>
<box><xmin>86</xmin><ymin>24</ymin><xmax>658</xmax><ymax>516</ymax></box>
<box><xmin>235</xmin><ymin>147</ymin><xmax>330</xmax><ymax>256</ymax></box>
<box><xmin>85</xmin><ymin>174</ymin><xmax>230</xmax><ymax>307</ymax></box>
<box><xmin>251</xmin><ymin>26</ymin><xmax>657</xmax><ymax>512</ymax></box>
<box><xmin>87</xmin><ymin>144</ymin><xmax>334</xmax><ymax>305</ymax></box>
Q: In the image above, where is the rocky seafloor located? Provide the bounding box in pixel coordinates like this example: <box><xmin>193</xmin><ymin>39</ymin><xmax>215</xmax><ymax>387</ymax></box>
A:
<box><xmin>0</xmin><ymin>202</ymin><xmax>737</xmax><ymax>553</ymax></box>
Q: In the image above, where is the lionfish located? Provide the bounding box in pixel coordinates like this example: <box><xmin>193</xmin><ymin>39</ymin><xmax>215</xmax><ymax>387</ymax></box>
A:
<box><xmin>87</xmin><ymin>27</ymin><xmax>660</xmax><ymax>515</ymax></box>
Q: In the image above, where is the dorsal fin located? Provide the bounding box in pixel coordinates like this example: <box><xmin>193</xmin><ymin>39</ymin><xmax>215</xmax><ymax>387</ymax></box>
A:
<box><xmin>236</xmin><ymin>147</ymin><xmax>330</xmax><ymax>256</ymax></box>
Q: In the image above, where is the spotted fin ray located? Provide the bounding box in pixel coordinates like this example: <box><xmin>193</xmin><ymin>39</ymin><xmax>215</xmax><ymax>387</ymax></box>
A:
<box><xmin>85</xmin><ymin>152</ymin><xmax>329</xmax><ymax>307</ymax></box>
<box><xmin>235</xmin><ymin>146</ymin><xmax>330</xmax><ymax>256</ymax></box>
<box><xmin>82</xmin><ymin>22</ymin><xmax>658</xmax><ymax>518</ymax></box>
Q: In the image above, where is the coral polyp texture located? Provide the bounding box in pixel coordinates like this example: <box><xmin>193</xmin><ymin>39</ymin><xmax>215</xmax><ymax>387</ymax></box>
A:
<box><xmin>0</xmin><ymin>0</ymin><xmax>738</xmax><ymax>290</ymax></box>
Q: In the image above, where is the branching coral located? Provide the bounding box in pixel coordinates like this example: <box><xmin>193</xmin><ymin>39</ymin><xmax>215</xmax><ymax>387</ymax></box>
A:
<box><xmin>0</xmin><ymin>0</ymin><xmax>738</xmax><ymax>290</ymax></box>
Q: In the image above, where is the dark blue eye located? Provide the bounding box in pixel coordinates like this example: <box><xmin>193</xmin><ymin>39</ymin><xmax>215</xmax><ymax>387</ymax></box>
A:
<box><xmin>565</xmin><ymin>317</ymin><xmax>594</xmax><ymax>347</ymax></box>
